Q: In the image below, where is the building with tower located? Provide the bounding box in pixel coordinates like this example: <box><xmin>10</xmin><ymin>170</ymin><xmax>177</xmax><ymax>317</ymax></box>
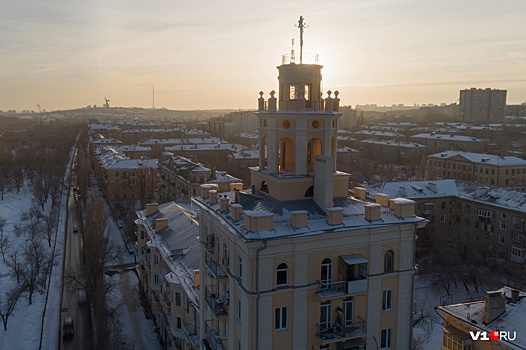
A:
<box><xmin>192</xmin><ymin>18</ymin><xmax>427</xmax><ymax>350</ymax></box>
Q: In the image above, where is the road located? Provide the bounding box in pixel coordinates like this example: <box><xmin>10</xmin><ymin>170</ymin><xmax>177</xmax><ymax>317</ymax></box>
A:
<box><xmin>60</xmin><ymin>184</ymin><xmax>91</xmax><ymax>350</ymax></box>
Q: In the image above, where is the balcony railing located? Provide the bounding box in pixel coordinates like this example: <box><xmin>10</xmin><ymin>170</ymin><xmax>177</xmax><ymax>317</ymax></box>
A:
<box><xmin>316</xmin><ymin>278</ymin><xmax>368</xmax><ymax>299</ymax></box>
<box><xmin>205</xmin><ymin>287</ymin><xmax>228</xmax><ymax>317</ymax></box>
<box><xmin>183</xmin><ymin>322</ymin><xmax>200</xmax><ymax>348</ymax></box>
<box><xmin>205</xmin><ymin>258</ymin><xmax>227</xmax><ymax>279</ymax></box>
<box><xmin>316</xmin><ymin>316</ymin><xmax>367</xmax><ymax>344</ymax></box>
<box><xmin>203</xmin><ymin>321</ymin><xmax>226</xmax><ymax>350</ymax></box>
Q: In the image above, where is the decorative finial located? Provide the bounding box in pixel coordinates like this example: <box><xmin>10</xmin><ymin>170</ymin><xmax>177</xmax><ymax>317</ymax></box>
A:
<box><xmin>334</xmin><ymin>91</ymin><xmax>339</xmax><ymax>98</ymax></box>
<box><xmin>327</xmin><ymin>90</ymin><xmax>332</xmax><ymax>97</ymax></box>
<box><xmin>294</xmin><ymin>16</ymin><xmax>308</xmax><ymax>64</ymax></box>
<box><xmin>270</xmin><ymin>90</ymin><xmax>276</xmax><ymax>97</ymax></box>
<box><xmin>259</xmin><ymin>91</ymin><xmax>264</xmax><ymax>98</ymax></box>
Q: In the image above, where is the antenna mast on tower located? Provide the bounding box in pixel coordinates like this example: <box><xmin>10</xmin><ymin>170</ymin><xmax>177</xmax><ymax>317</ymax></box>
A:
<box><xmin>152</xmin><ymin>85</ymin><xmax>155</xmax><ymax>110</ymax></box>
<box><xmin>295</xmin><ymin>15</ymin><xmax>308</xmax><ymax>64</ymax></box>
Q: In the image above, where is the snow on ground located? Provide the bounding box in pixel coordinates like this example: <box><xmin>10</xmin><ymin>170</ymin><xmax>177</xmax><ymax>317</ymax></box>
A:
<box><xmin>0</xmin><ymin>180</ymin><xmax>66</xmax><ymax>350</ymax></box>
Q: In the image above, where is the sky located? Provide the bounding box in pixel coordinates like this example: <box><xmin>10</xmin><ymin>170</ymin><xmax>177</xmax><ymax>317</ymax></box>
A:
<box><xmin>1</xmin><ymin>0</ymin><xmax>526</xmax><ymax>112</ymax></box>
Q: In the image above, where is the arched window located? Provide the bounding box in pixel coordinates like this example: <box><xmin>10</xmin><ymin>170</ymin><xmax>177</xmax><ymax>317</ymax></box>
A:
<box><xmin>277</xmin><ymin>263</ymin><xmax>288</xmax><ymax>286</ymax></box>
<box><xmin>321</xmin><ymin>258</ymin><xmax>332</xmax><ymax>288</ymax></box>
<box><xmin>384</xmin><ymin>250</ymin><xmax>394</xmax><ymax>272</ymax></box>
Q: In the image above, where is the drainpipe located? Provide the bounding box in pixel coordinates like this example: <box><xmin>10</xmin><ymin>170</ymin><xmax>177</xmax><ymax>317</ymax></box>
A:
<box><xmin>254</xmin><ymin>240</ymin><xmax>268</xmax><ymax>350</ymax></box>
<box><xmin>409</xmin><ymin>222</ymin><xmax>418</xmax><ymax>348</ymax></box>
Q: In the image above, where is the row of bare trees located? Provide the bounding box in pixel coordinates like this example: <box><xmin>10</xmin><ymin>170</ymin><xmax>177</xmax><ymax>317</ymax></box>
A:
<box><xmin>0</xmin><ymin>205</ymin><xmax>57</xmax><ymax>330</ymax></box>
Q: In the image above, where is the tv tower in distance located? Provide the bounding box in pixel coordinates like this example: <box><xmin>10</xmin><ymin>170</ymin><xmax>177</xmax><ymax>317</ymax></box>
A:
<box><xmin>152</xmin><ymin>85</ymin><xmax>155</xmax><ymax>110</ymax></box>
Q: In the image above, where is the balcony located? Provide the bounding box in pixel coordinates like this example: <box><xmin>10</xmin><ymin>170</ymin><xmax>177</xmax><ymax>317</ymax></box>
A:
<box><xmin>205</xmin><ymin>287</ymin><xmax>228</xmax><ymax>317</ymax></box>
<box><xmin>160</xmin><ymin>294</ymin><xmax>171</xmax><ymax>313</ymax></box>
<box><xmin>183</xmin><ymin>322</ymin><xmax>200</xmax><ymax>348</ymax></box>
<box><xmin>205</xmin><ymin>258</ymin><xmax>227</xmax><ymax>279</ymax></box>
<box><xmin>203</xmin><ymin>321</ymin><xmax>226</xmax><ymax>350</ymax></box>
<box><xmin>316</xmin><ymin>316</ymin><xmax>367</xmax><ymax>344</ymax></box>
<box><xmin>316</xmin><ymin>278</ymin><xmax>368</xmax><ymax>299</ymax></box>
<box><xmin>513</xmin><ymin>223</ymin><xmax>526</xmax><ymax>233</ymax></box>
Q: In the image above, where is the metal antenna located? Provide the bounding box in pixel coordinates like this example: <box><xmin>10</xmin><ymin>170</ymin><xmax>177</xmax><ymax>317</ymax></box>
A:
<box><xmin>295</xmin><ymin>16</ymin><xmax>308</xmax><ymax>64</ymax></box>
<box><xmin>290</xmin><ymin>39</ymin><xmax>295</xmax><ymax>64</ymax></box>
<box><xmin>153</xmin><ymin>85</ymin><xmax>155</xmax><ymax>109</ymax></box>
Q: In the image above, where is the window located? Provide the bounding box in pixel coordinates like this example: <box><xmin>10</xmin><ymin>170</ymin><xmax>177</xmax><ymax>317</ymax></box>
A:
<box><xmin>320</xmin><ymin>301</ymin><xmax>331</xmax><ymax>329</ymax></box>
<box><xmin>175</xmin><ymin>292</ymin><xmax>181</xmax><ymax>306</ymax></box>
<box><xmin>176</xmin><ymin>316</ymin><xmax>182</xmax><ymax>329</ymax></box>
<box><xmin>343</xmin><ymin>298</ymin><xmax>354</xmax><ymax>326</ymax></box>
<box><xmin>448</xmin><ymin>207</ymin><xmax>453</xmax><ymax>215</ymax></box>
<box><xmin>382</xmin><ymin>290</ymin><xmax>393</xmax><ymax>311</ymax></box>
<box><xmin>321</xmin><ymin>258</ymin><xmax>332</xmax><ymax>288</ymax></box>
<box><xmin>238</xmin><ymin>299</ymin><xmax>241</xmax><ymax>321</ymax></box>
<box><xmin>441</xmin><ymin>202</ymin><xmax>446</xmax><ymax>209</ymax></box>
<box><xmin>500</xmin><ymin>220</ymin><xmax>507</xmax><ymax>230</ymax></box>
<box><xmin>381</xmin><ymin>329</ymin><xmax>392</xmax><ymax>349</ymax></box>
<box><xmin>238</xmin><ymin>256</ymin><xmax>243</xmax><ymax>278</ymax></box>
<box><xmin>154</xmin><ymin>254</ymin><xmax>159</xmax><ymax>265</ymax></box>
<box><xmin>499</xmin><ymin>235</ymin><xmax>505</xmax><ymax>244</ymax></box>
<box><xmin>154</xmin><ymin>274</ymin><xmax>159</xmax><ymax>284</ymax></box>
<box><xmin>384</xmin><ymin>250</ymin><xmax>394</xmax><ymax>272</ymax></box>
<box><xmin>440</xmin><ymin>214</ymin><xmax>446</xmax><ymax>222</ymax></box>
<box><xmin>275</xmin><ymin>307</ymin><xmax>287</xmax><ymax>330</ymax></box>
<box><xmin>276</xmin><ymin>263</ymin><xmax>288</xmax><ymax>287</ymax></box>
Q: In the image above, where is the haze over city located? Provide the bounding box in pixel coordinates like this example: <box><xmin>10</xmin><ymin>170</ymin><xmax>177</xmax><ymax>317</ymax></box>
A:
<box><xmin>1</xmin><ymin>0</ymin><xmax>526</xmax><ymax>112</ymax></box>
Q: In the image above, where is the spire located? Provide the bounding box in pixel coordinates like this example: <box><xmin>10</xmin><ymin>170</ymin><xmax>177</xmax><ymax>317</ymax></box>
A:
<box><xmin>295</xmin><ymin>15</ymin><xmax>308</xmax><ymax>64</ymax></box>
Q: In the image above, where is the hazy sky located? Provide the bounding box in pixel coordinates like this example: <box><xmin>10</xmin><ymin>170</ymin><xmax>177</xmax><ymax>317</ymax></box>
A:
<box><xmin>1</xmin><ymin>0</ymin><xmax>526</xmax><ymax>112</ymax></box>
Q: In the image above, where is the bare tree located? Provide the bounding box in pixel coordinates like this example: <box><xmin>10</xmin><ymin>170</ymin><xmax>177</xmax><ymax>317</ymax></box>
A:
<box><xmin>19</xmin><ymin>234</ymin><xmax>51</xmax><ymax>304</ymax></box>
<box><xmin>0</xmin><ymin>231</ymin><xmax>8</xmax><ymax>263</ymax></box>
<box><xmin>0</xmin><ymin>216</ymin><xmax>6</xmax><ymax>234</ymax></box>
<box><xmin>0</xmin><ymin>285</ymin><xmax>25</xmax><ymax>331</ymax></box>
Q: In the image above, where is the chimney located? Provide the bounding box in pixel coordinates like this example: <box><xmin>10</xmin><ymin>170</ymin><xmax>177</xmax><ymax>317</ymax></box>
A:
<box><xmin>365</xmin><ymin>203</ymin><xmax>381</xmax><ymax>221</ymax></box>
<box><xmin>219</xmin><ymin>195</ymin><xmax>230</xmax><ymax>212</ymax></box>
<box><xmin>243</xmin><ymin>210</ymin><xmax>275</xmax><ymax>232</ymax></box>
<box><xmin>230</xmin><ymin>183</ymin><xmax>243</xmax><ymax>192</ymax></box>
<box><xmin>209</xmin><ymin>190</ymin><xmax>218</xmax><ymax>204</ymax></box>
<box><xmin>354</xmin><ymin>187</ymin><xmax>366</xmax><ymax>200</ymax></box>
<box><xmin>193</xmin><ymin>269</ymin><xmax>200</xmax><ymax>288</ymax></box>
<box><xmin>475</xmin><ymin>186</ymin><xmax>489</xmax><ymax>198</ymax></box>
<box><xmin>200</xmin><ymin>185</ymin><xmax>210</xmax><ymax>199</ymax></box>
<box><xmin>156</xmin><ymin>218</ymin><xmax>168</xmax><ymax>232</ymax></box>
<box><xmin>146</xmin><ymin>203</ymin><xmax>159</xmax><ymax>216</ymax></box>
<box><xmin>326</xmin><ymin>207</ymin><xmax>343</xmax><ymax>225</ymax></box>
<box><xmin>389</xmin><ymin>198</ymin><xmax>415</xmax><ymax>218</ymax></box>
<box><xmin>231</xmin><ymin>203</ymin><xmax>243</xmax><ymax>221</ymax></box>
<box><xmin>483</xmin><ymin>290</ymin><xmax>506</xmax><ymax>324</ymax></box>
<box><xmin>375</xmin><ymin>193</ymin><xmax>389</xmax><ymax>207</ymax></box>
<box><xmin>511</xmin><ymin>289</ymin><xmax>520</xmax><ymax>303</ymax></box>
<box><xmin>290</xmin><ymin>210</ymin><xmax>308</xmax><ymax>229</ymax></box>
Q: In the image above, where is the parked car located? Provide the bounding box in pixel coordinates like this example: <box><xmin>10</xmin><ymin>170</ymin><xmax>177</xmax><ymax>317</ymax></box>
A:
<box><xmin>73</xmin><ymin>225</ymin><xmax>78</xmax><ymax>233</ymax></box>
<box><xmin>62</xmin><ymin>316</ymin><xmax>74</xmax><ymax>337</ymax></box>
<box><xmin>77</xmin><ymin>289</ymin><xmax>87</xmax><ymax>304</ymax></box>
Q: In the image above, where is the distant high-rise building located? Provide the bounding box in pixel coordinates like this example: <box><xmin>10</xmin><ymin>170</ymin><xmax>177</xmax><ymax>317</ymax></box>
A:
<box><xmin>459</xmin><ymin>88</ymin><xmax>506</xmax><ymax>124</ymax></box>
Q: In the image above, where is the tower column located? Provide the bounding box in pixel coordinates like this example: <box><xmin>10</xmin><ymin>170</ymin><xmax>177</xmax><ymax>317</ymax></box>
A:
<box><xmin>267</xmin><ymin>120</ymin><xmax>278</xmax><ymax>174</ymax></box>
<box><xmin>295</xmin><ymin>119</ymin><xmax>308</xmax><ymax>175</ymax></box>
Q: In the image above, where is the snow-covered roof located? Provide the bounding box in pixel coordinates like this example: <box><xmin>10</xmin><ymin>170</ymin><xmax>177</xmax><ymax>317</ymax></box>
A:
<box><xmin>353</xmin><ymin>130</ymin><xmax>404</xmax><ymax>137</ymax></box>
<box><xmin>106</xmin><ymin>158</ymin><xmax>158</xmax><ymax>170</ymax></box>
<box><xmin>367</xmin><ymin>179</ymin><xmax>526</xmax><ymax>213</ymax></box>
<box><xmin>91</xmin><ymin>137</ymin><xmax>123</xmax><ymax>144</ymax></box>
<box><xmin>439</xmin><ymin>287</ymin><xmax>526</xmax><ymax>349</ymax></box>
<box><xmin>193</xmin><ymin>189</ymin><xmax>427</xmax><ymax>242</ymax></box>
<box><xmin>136</xmin><ymin>201</ymin><xmax>200</xmax><ymax>306</ymax></box>
<box><xmin>410</xmin><ymin>133</ymin><xmax>486</xmax><ymax>142</ymax></box>
<box><xmin>360</xmin><ymin>139</ymin><xmax>426</xmax><ymax>148</ymax></box>
<box><xmin>428</xmin><ymin>151</ymin><xmax>526</xmax><ymax>166</ymax></box>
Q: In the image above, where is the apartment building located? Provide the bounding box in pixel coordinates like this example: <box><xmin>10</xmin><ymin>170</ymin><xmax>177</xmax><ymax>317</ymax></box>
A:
<box><xmin>459</xmin><ymin>88</ymin><xmax>507</xmax><ymax>124</ymax></box>
<box><xmin>409</xmin><ymin>133</ymin><xmax>488</xmax><ymax>153</ymax></box>
<box><xmin>158</xmin><ymin>155</ymin><xmax>242</xmax><ymax>202</ymax></box>
<box><xmin>93</xmin><ymin>146</ymin><xmax>158</xmax><ymax>201</ymax></box>
<box><xmin>136</xmin><ymin>202</ymin><xmax>201</xmax><ymax>350</ymax></box>
<box><xmin>427</xmin><ymin>151</ymin><xmax>526</xmax><ymax>191</ymax></box>
<box><xmin>437</xmin><ymin>287</ymin><xmax>526</xmax><ymax>349</ymax></box>
<box><xmin>193</xmin><ymin>39</ymin><xmax>427</xmax><ymax>350</ymax></box>
<box><xmin>368</xmin><ymin>179</ymin><xmax>526</xmax><ymax>264</ymax></box>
